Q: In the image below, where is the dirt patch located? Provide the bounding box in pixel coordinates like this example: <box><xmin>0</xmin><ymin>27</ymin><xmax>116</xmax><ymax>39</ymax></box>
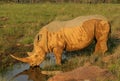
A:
<box><xmin>113</xmin><ymin>30</ymin><xmax>120</xmax><ymax>39</ymax></box>
<box><xmin>102</xmin><ymin>53</ymin><xmax>120</xmax><ymax>63</ymax></box>
<box><xmin>0</xmin><ymin>44</ymin><xmax>33</xmax><ymax>70</ymax></box>
<box><xmin>48</xmin><ymin>64</ymin><xmax>115</xmax><ymax>81</ymax></box>
<box><xmin>0</xmin><ymin>16</ymin><xmax>8</xmax><ymax>21</ymax></box>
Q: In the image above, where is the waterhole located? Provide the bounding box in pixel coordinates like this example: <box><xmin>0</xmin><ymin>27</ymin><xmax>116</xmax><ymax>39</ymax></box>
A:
<box><xmin>0</xmin><ymin>53</ymin><xmax>66</xmax><ymax>81</ymax></box>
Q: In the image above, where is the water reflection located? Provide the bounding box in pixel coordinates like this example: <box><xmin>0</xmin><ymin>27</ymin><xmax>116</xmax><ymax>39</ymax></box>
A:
<box><xmin>1</xmin><ymin>53</ymin><xmax>66</xmax><ymax>81</ymax></box>
<box><xmin>10</xmin><ymin>66</ymin><xmax>48</xmax><ymax>81</ymax></box>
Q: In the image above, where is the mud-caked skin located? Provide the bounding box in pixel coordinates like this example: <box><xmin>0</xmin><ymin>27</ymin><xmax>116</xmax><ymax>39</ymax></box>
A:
<box><xmin>11</xmin><ymin>15</ymin><xmax>110</xmax><ymax>67</ymax></box>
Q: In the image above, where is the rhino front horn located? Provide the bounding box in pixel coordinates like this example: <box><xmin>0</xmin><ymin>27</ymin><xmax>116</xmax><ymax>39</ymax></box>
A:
<box><xmin>10</xmin><ymin>54</ymin><xmax>32</xmax><ymax>63</ymax></box>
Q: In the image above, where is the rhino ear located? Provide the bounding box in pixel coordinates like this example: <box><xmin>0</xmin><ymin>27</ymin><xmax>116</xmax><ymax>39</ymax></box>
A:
<box><xmin>27</xmin><ymin>52</ymin><xmax>32</xmax><ymax>56</ymax></box>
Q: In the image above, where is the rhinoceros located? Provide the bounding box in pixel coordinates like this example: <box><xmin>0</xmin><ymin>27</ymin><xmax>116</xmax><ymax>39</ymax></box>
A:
<box><xmin>11</xmin><ymin>15</ymin><xmax>110</xmax><ymax>67</ymax></box>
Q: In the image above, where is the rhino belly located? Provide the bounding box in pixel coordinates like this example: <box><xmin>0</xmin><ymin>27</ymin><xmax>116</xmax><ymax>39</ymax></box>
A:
<box><xmin>65</xmin><ymin>39</ymin><xmax>93</xmax><ymax>51</ymax></box>
<box><xmin>63</xmin><ymin>26</ymin><xmax>93</xmax><ymax>51</ymax></box>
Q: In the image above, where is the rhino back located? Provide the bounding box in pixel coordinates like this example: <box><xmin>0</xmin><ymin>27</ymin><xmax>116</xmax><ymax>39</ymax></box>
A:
<box><xmin>43</xmin><ymin>15</ymin><xmax>107</xmax><ymax>32</ymax></box>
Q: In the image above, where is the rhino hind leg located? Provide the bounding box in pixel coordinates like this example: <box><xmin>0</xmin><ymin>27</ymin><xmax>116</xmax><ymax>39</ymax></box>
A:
<box><xmin>94</xmin><ymin>39</ymin><xmax>108</xmax><ymax>54</ymax></box>
<box><xmin>94</xmin><ymin>20</ymin><xmax>110</xmax><ymax>54</ymax></box>
<box><xmin>53</xmin><ymin>48</ymin><xmax>63</xmax><ymax>65</ymax></box>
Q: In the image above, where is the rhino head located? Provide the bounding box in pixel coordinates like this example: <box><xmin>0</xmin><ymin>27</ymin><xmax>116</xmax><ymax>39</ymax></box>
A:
<box><xmin>10</xmin><ymin>29</ymin><xmax>48</xmax><ymax>67</ymax></box>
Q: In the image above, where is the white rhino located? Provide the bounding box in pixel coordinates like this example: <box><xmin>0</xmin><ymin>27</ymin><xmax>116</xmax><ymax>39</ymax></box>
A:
<box><xmin>11</xmin><ymin>15</ymin><xmax>110</xmax><ymax>67</ymax></box>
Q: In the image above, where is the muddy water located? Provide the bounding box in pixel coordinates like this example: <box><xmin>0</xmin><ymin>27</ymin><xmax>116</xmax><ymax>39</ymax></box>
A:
<box><xmin>1</xmin><ymin>54</ymin><xmax>66</xmax><ymax>81</ymax></box>
<box><xmin>1</xmin><ymin>63</ymin><xmax>49</xmax><ymax>81</ymax></box>
<box><xmin>0</xmin><ymin>54</ymin><xmax>55</xmax><ymax>81</ymax></box>
<box><xmin>8</xmin><ymin>64</ymin><xmax>49</xmax><ymax>81</ymax></box>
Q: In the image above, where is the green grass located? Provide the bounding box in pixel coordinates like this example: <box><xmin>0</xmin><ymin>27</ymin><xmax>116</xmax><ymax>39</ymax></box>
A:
<box><xmin>0</xmin><ymin>3</ymin><xmax>119</xmax><ymax>52</ymax></box>
<box><xmin>0</xmin><ymin>2</ymin><xmax>120</xmax><ymax>81</ymax></box>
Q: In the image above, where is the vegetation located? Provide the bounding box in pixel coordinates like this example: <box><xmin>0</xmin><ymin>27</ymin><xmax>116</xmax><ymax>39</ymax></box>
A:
<box><xmin>0</xmin><ymin>2</ymin><xmax>120</xmax><ymax>80</ymax></box>
<box><xmin>0</xmin><ymin>0</ymin><xmax>120</xmax><ymax>3</ymax></box>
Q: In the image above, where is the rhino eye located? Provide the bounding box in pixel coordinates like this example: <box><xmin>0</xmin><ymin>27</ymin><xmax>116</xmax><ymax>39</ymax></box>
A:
<box><xmin>37</xmin><ymin>35</ymin><xmax>39</xmax><ymax>40</ymax></box>
<box><xmin>37</xmin><ymin>34</ymin><xmax>42</xmax><ymax>41</ymax></box>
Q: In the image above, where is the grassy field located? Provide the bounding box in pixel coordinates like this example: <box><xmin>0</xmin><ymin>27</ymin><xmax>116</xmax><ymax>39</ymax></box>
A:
<box><xmin>0</xmin><ymin>2</ymin><xmax>120</xmax><ymax>80</ymax></box>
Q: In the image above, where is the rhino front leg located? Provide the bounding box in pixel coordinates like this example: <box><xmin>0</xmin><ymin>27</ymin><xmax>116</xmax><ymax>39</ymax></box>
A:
<box><xmin>53</xmin><ymin>48</ymin><xmax>63</xmax><ymax>65</ymax></box>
